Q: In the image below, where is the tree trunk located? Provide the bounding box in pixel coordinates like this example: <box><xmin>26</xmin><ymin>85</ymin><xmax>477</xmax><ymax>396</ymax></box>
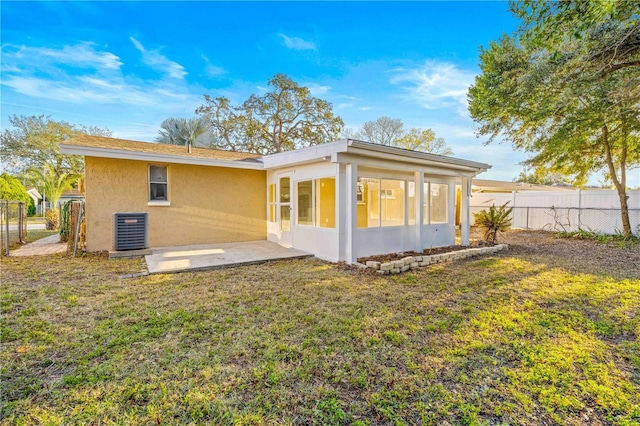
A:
<box><xmin>602</xmin><ymin>124</ymin><xmax>633</xmax><ymax>237</ymax></box>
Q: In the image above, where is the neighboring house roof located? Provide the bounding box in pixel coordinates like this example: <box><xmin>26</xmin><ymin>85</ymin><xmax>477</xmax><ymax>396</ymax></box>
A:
<box><xmin>60</xmin><ymin>136</ymin><xmax>492</xmax><ymax>175</ymax></box>
<box><xmin>472</xmin><ymin>179</ymin><xmax>575</xmax><ymax>193</ymax></box>
<box><xmin>60</xmin><ymin>189</ymin><xmax>84</xmax><ymax>198</ymax></box>
<box><xmin>27</xmin><ymin>187</ymin><xmax>42</xmax><ymax>201</ymax></box>
<box><xmin>61</xmin><ymin>135</ymin><xmax>263</xmax><ymax>170</ymax></box>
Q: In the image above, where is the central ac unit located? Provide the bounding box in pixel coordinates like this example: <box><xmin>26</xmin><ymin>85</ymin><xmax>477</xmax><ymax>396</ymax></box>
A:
<box><xmin>113</xmin><ymin>213</ymin><xmax>148</xmax><ymax>251</ymax></box>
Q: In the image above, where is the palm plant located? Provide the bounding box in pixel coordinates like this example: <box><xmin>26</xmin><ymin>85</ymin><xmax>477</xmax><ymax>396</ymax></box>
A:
<box><xmin>473</xmin><ymin>202</ymin><xmax>514</xmax><ymax>243</ymax></box>
<box><xmin>156</xmin><ymin>117</ymin><xmax>210</xmax><ymax>148</ymax></box>
<box><xmin>28</xmin><ymin>165</ymin><xmax>80</xmax><ymax>208</ymax></box>
<box><xmin>28</xmin><ymin>165</ymin><xmax>80</xmax><ymax>230</ymax></box>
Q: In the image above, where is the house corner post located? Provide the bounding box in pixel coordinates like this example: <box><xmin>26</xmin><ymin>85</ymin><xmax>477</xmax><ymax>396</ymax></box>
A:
<box><xmin>345</xmin><ymin>163</ymin><xmax>358</xmax><ymax>264</ymax></box>
<box><xmin>415</xmin><ymin>171</ymin><xmax>424</xmax><ymax>252</ymax></box>
<box><xmin>461</xmin><ymin>175</ymin><xmax>470</xmax><ymax>246</ymax></box>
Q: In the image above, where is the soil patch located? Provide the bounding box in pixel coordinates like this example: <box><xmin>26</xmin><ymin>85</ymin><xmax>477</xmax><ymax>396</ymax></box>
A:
<box><xmin>357</xmin><ymin>241</ymin><xmax>494</xmax><ymax>264</ymax></box>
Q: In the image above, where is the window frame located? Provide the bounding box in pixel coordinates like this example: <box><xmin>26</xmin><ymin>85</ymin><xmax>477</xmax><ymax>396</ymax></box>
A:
<box><xmin>148</xmin><ymin>164</ymin><xmax>170</xmax><ymax>206</ymax></box>
<box><xmin>357</xmin><ymin>176</ymin><xmax>407</xmax><ymax>228</ymax></box>
<box><xmin>294</xmin><ymin>176</ymin><xmax>336</xmax><ymax>229</ymax></box>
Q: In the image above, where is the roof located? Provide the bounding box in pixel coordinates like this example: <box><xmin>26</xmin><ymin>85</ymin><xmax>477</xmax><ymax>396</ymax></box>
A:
<box><xmin>60</xmin><ymin>136</ymin><xmax>492</xmax><ymax>175</ymax></box>
<box><xmin>472</xmin><ymin>179</ymin><xmax>575</xmax><ymax>192</ymax></box>
<box><xmin>262</xmin><ymin>139</ymin><xmax>492</xmax><ymax>174</ymax></box>
<box><xmin>60</xmin><ymin>135</ymin><xmax>263</xmax><ymax>170</ymax></box>
<box><xmin>27</xmin><ymin>187</ymin><xmax>41</xmax><ymax>200</ymax></box>
<box><xmin>60</xmin><ymin>189</ymin><xmax>84</xmax><ymax>198</ymax></box>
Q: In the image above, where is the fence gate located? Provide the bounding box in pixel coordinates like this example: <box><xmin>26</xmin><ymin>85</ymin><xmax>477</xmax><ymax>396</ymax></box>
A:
<box><xmin>1</xmin><ymin>200</ymin><xmax>27</xmax><ymax>255</ymax></box>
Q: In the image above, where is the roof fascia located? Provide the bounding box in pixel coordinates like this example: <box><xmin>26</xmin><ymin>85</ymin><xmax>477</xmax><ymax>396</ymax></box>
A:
<box><xmin>346</xmin><ymin>140</ymin><xmax>491</xmax><ymax>172</ymax></box>
<box><xmin>60</xmin><ymin>144</ymin><xmax>265</xmax><ymax>170</ymax></box>
<box><xmin>261</xmin><ymin>140</ymin><xmax>349</xmax><ymax>169</ymax></box>
<box><xmin>333</xmin><ymin>153</ymin><xmax>478</xmax><ymax>177</ymax></box>
<box><xmin>334</xmin><ymin>151</ymin><xmax>489</xmax><ymax>175</ymax></box>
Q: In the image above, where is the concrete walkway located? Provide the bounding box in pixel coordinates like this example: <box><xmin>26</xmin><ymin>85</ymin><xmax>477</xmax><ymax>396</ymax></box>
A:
<box><xmin>10</xmin><ymin>234</ymin><xmax>68</xmax><ymax>256</ymax></box>
<box><xmin>145</xmin><ymin>240</ymin><xmax>312</xmax><ymax>274</ymax></box>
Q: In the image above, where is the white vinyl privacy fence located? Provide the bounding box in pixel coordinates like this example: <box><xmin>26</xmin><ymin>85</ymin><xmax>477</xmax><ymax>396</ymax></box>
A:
<box><xmin>470</xmin><ymin>189</ymin><xmax>640</xmax><ymax>236</ymax></box>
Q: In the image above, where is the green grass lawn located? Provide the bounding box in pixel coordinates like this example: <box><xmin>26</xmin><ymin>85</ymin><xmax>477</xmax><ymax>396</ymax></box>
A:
<box><xmin>1</xmin><ymin>231</ymin><xmax>638</xmax><ymax>425</ymax></box>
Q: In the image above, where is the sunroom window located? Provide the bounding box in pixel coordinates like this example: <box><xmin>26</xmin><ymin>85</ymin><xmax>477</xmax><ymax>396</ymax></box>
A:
<box><xmin>357</xmin><ymin>177</ymin><xmax>406</xmax><ymax>227</ymax></box>
<box><xmin>430</xmin><ymin>183</ymin><xmax>448</xmax><ymax>224</ymax></box>
<box><xmin>296</xmin><ymin>178</ymin><xmax>335</xmax><ymax>228</ymax></box>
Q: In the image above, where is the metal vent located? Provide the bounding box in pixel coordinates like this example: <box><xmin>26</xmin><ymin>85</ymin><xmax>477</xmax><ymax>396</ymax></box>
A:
<box><xmin>113</xmin><ymin>213</ymin><xmax>148</xmax><ymax>251</ymax></box>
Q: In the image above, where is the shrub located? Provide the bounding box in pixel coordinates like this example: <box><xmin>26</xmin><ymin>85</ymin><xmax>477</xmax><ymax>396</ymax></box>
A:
<box><xmin>473</xmin><ymin>202</ymin><xmax>513</xmax><ymax>243</ymax></box>
<box><xmin>45</xmin><ymin>208</ymin><xmax>59</xmax><ymax>230</ymax></box>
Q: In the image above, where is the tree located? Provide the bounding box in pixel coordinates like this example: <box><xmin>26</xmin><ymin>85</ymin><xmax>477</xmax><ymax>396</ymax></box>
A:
<box><xmin>468</xmin><ymin>2</ymin><xmax>639</xmax><ymax>236</ymax></box>
<box><xmin>0</xmin><ymin>173</ymin><xmax>31</xmax><ymax>205</ymax></box>
<box><xmin>347</xmin><ymin>117</ymin><xmax>454</xmax><ymax>155</ymax></box>
<box><xmin>513</xmin><ymin>165</ymin><xmax>572</xmax><ymax>186</ymax></box>
<box><xmin>394</xmin><ymin>128</ymin><xmax>454</xmax><ymax>155</ymax></box>
<box><xmin>26</xmin><ymin>165</ymin><xmax>80</xmax><ymax>208</ymax></box>
<box><xmin>196</xmin><ymin>74</ymin><xmax>344</xmax><ymax>154</ymax></box>
<box><xmin>353</xmin><ymin>116</ymin><xmax>405</xmax><ymax>146</ymax></box>
<box><xmin>0</xmin><ymin>115</ymin><xmax>111</xmax><ymax>177</ymax></box>
<box><xmin>156</xmin><ymin>117</ymin><xmax>211</xmax><ymax>148</ymax></box>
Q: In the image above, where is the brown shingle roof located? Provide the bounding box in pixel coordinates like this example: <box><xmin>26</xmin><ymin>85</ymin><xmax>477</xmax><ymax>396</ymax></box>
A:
<box><xmin>63</xmin><ymin>135</ymin><xmax>261</xmax><ymax>162</ymax></box>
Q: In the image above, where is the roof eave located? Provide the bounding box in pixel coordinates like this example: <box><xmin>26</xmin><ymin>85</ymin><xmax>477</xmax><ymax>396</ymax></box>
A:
<box><xmin>346</xmin><ymin>140</ymin><xmax>491</xmax><ymax>172</ymax></box>
<box><xmin>60</xmin><ymin>144</ymin><xmax>265</xmax><ymax>170</ymax></box>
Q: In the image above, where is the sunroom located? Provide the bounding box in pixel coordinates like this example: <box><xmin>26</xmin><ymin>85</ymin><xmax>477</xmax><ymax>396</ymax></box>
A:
<box><xmin>262</xmin><ymin>139</ymin><xmax>491</xmax><ymax>264</ymax></box>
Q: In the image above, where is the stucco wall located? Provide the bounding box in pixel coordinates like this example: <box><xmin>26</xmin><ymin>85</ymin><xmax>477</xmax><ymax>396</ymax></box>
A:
<box><xmin>85</xmin><ymin>157</ymin><xmax>266</xmax><ymax>251</ymax></box>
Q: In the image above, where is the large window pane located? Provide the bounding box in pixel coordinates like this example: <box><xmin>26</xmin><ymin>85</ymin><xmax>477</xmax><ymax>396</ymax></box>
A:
<box><xmin>279</xmin><ymin>177</ymin><xmax>290</xmax><ymax>203</ymax></box>
<box><xmin>423</xmin><ymin>183</ymin><xmax>430</xmax><ymax>224</ymax></box>
<box><xmin>316</xmin><ymin>178</ymin><xmax>335</xmax><ymax>228</ymax></box>
<box><xmin>268</xmin><ymin>184</ymin><xmax>276</xmax><ymax>222</ymax></box>
<box><xmin>279</xmin><ymin>176</ymin><xmax>290</xmax><ymax>231</ymax></box>
<box><xmin>357</xmin><ymin>178</ymin><xmax>379</xmax><ymax>228</ymax></box>
<box><xmin>381</xmin><ymin>179</ymin><xmax>405</xmax><ymax>227</ymax></box>
<box><xmin>430</xmin><ymin>183</ymin><xmax>448</xmax><ymax>224</ymax></box>
<box><xmin>280</xmin><ymin>206</ymin><xmax>290</xmax><ymax>231</ymax></box>
<box><xmin>149</xmin><ymin>165</ymin><xmax>168</xmax><ymax>201</ymax></box>
<box><xmin>407</xmin><ymin>181</ymin><xmax>415</xmax><ymax>225</ymax></box>
<box><xmin>297</xmin><ymin>180</ymin><xmax>313</xmax><ymax>226</ymax></box>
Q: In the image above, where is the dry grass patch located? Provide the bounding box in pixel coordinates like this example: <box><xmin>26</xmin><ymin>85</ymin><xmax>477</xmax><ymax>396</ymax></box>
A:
<box><xmin>1</xmin><ymin>231</ymin><xmax>639</xmax><ymax>425</ymax></box>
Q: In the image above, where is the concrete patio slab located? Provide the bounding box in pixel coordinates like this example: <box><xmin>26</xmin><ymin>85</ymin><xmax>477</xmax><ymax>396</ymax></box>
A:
<box><xmin>144</xmin><ymin>240</ymin><xmax>312</xmax><ymax>274</ymax></box>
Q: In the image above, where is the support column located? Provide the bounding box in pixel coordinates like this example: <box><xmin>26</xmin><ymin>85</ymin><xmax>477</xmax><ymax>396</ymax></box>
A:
<box><xmin>345</xmin><ymin>163</ymin><xmax>358</xmax><ymax>264</ymax></box>
<box><xmin>461</xmin><ymin>175</ymin><xmax>470</xmax><ymax>246</ymax></box>
<box><xmin>337</xmin><ymin>163</ymin><xmax>347</xmax><ymax>261</ymax></box>
<box><xmin>414</xmin><ymin>171</ymin><xmax>424</xmax><ymax>252</ymax></box>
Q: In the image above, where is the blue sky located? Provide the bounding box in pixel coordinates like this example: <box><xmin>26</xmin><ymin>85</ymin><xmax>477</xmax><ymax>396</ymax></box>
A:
<box><xmin>2</xmin><ymin>1</ymin><xmax>637</xmax><ymax>186</ymax></box>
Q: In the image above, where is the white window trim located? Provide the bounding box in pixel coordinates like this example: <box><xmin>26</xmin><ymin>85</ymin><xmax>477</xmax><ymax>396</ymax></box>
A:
<box><xmin>149</xmin><ymin>164</ymin><xmax>170</xmax><ymax>206</ymax></box>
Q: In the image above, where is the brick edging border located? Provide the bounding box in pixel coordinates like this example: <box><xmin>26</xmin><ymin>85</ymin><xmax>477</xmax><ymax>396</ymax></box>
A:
<box><xmin>354</xmin><ymin>244</ymin><xmax>509</xmax><ymax>275</ymax></box>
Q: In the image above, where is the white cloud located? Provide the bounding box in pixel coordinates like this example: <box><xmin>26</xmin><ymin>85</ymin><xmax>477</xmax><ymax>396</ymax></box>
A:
<box><xmin>200</xmin><ymin>54</ymin><xmax>226</xmax><ymax>78</ymax></box>
<box><xmin>1</xmin><ymin>42</ymin><xmax>200</xmax><ymax>112</ymax></box>
<box><xmin>278</xmin><ymin>33</ymin><xmax>316</xmax><ymax>50</ymax></box>
<box><xmin>2</xmin><ymin>42</ymin><xmax>122</xmax><ymax>71</ymax></box>
<box><xmin>390</xmin><ymin>61</ymin><xmax>476</xmax><ymax>116</ymax></box>
<box><xmin>205</xmin><ymin>64</ymin><xmax>226</xmax><ymax>77</ymax></box>
<box><xmin>130</xmin><ymin>37</ymin><xmax>186</xmax><ymax>79</ymax></box>
<box><xmin>336</xmin><ymin>102</ymin><xmax>355</xmax><ymax>110</ymax></box>
<box><xmin>305</xmin><ymin>82</ymin><xmax>331</xmax><ymax>96</ymax></box>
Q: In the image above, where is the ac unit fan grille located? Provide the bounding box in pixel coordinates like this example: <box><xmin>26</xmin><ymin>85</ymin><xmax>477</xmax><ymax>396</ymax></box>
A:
<box><xmin>113</xmin><ymin>213</ymin><xmax>148</xmax><ymax>251</ymax></box>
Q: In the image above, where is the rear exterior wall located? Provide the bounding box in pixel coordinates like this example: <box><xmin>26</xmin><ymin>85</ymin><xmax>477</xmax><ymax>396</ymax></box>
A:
<box><xmin>85</xmin><ymin>157</ymin><xmax>266</xmax><ymax>251</ymax></box>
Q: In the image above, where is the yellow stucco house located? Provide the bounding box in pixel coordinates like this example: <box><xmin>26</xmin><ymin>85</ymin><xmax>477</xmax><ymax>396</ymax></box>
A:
<box><xmin>61</xmin><ymin>135</ymin><xmax>490</xmax><ymax>264</ymax></box>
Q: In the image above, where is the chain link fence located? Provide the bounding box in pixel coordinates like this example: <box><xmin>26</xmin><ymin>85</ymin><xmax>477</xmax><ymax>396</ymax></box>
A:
<box><xmin>0</xmin><ymin>200</ymin><xmax>27</xmax><ymax>255</ymax></box>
